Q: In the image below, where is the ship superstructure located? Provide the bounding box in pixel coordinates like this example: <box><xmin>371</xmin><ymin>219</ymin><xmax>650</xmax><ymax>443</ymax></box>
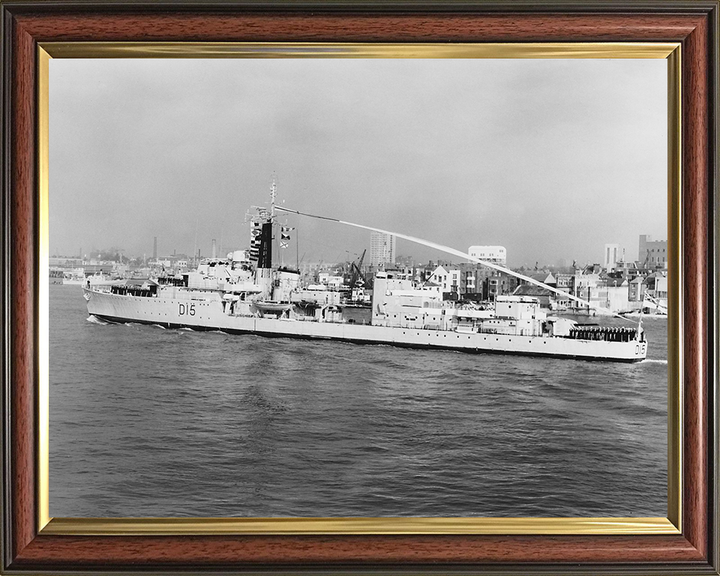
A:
<box><xmin>84</xmin><ymin>188</ymin><xmax>648</xmax><ymax>362</ymax></box>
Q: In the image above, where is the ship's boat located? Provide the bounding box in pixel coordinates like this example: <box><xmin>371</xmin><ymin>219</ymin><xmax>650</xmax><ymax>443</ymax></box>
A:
<box><xmin>84</xmin><ymin>184</ymin><xmax>648</xmax><ymax>362</ymax></box>
<box><xmin>254</xmin><ymin>301</ymin><xmax>295</xmax><ymax>316</ymax></box>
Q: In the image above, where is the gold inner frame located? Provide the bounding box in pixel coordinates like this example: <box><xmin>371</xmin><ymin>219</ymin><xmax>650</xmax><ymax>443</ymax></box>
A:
<box><xmin>37</xmin><ymin>42</ymin><xmax>682</xmax><ymax>536</ymax></box>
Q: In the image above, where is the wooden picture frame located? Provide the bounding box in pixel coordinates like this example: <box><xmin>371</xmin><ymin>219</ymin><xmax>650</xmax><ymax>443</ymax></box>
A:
<box><xmin>1</xmin><ymin>1</ymin><xmax>717</xmax><ymax>573</ymax></box>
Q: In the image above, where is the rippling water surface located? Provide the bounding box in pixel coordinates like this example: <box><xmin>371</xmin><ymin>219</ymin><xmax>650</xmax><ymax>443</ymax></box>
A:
<box><xmin>49</xmin><ymin>285</ymin><xmax>667</xmax><ymax>517</ymax></box>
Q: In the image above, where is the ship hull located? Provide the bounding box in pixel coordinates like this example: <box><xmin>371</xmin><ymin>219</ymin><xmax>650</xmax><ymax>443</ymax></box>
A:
<box><xmin>85</xmin><ymin>289</ymin><xmax>647</xmax><ymax>363</ymax></box>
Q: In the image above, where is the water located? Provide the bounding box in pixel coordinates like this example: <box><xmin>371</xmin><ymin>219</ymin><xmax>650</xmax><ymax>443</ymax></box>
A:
<box><xmin>49</xmin><ymin>284</ymin><xmax>667</xmax><ymax>518</ymax></box>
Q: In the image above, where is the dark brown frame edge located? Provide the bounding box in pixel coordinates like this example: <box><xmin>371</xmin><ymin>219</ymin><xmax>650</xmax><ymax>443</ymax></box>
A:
<box><xmin>0</xmin><ymin>1</ymin><xmax>717</xmax><ymax>574</ymax></box>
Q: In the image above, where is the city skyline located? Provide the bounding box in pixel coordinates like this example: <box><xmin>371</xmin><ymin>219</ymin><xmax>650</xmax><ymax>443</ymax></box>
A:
<box><xmin>53</xmin><ymin>231</ymin><xmax>666</xmax><ymax>272</ymax></box>
<box><xmin>49</xmin><ymin>58</ymin><xmax>667</xmax><ymax>266</ymax></box>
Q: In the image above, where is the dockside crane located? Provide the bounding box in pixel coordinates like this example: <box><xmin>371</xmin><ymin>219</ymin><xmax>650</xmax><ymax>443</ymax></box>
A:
<box><xmin>348</xmin><ymin>249</ymin><xmax>368</xmax><ymax>290</ymax></box>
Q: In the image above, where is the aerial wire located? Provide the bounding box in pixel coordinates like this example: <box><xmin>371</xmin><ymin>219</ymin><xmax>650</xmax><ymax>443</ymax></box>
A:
<box><xmin>276</xmin><ymin>205</ymin><xmax>637</xmax><ymax>324</ymax></box>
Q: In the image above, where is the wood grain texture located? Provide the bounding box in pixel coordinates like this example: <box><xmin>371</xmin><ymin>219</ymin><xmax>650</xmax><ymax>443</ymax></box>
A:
<box><xmin>9</xmin><ymin>16</ymin><xmax>36</xmax><ymax>561</ymax></box>
<box><xmin>13</xmin><ymin>12</ymin><xmax>705</xmax><ymax>43</ymax></box>
<box><xmin>681</xmin><ymin>10</ymin><xmax>710</xmax><ymax>561</ymax></box>
<box><xmin>11</xmin><ymin>534</ymin><xmax>706</xmax><ymax>567</ymax></box>
<box><xmin>2</xmin><ymin>3</ymin><xmax>716</xmax><ymax>573</ymax></box>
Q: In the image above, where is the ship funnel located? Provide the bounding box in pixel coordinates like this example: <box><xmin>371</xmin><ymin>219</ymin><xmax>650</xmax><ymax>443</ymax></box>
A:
<box><xmin>211</xmin><ymin>239</ymin><xmax>217</xmax><ymax>259</ymax></box>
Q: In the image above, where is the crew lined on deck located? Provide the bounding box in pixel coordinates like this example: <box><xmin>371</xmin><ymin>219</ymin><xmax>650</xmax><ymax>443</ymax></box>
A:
<box><xmin>569</xmin><ymin>326</ymin><xmax>639</xmax><ymax>342</ymax></box>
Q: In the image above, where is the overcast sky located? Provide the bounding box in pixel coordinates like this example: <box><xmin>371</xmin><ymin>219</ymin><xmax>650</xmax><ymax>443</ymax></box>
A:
<box><xmin>49</xmin><ymin>57</ymin><xmax>667</xmax><ymax>267</ymax></box>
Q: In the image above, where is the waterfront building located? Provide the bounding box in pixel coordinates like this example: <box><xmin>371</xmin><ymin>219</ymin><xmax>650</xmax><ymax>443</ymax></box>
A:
<box><xmin>485</xmin><ymin>272</ymin><xmax>519</xmax><ymax>301</ymax></box>
<box><xmin>628</xmin><ymin>276</ymin><xmax>644</xmax><ymax>302</ymax></box>
<box><xmin>553</xmin><ymin>273</ymin><xmax>574</xmax><ymax>309</ymax></box>
<box><xmin>468</xmin><ymin>245</ymin><xmax>507</xmax><ymax>265</ymax></box>
<box><xmin>613</xmin><ymin>260</ymin><xmax>643</xmax><ymax>280</ymax></box>
<box><xmin>428</xmin><ymin>265</ymin><xmax>461</xmax><ymax>295</ymax></box>
<box><xmin>571</xmin><ymin>268</ymin><xmax>605</xmax><ymax>312</ymax></box>
<box><xmin>605</xmin><ymin>277</ymin><xmax>630</xmax><ymax>313</ymax></box>
<box><xmin>513</xmin><ymin>284</ymin><xmax>554</xmax><ymax>308</ymax></box>
<box><xmin>644</xmin><ymin>272</ymin><xmax>668</xmax><ymax>305</ymax></box>
<box><xmin>318</xmin><ymin>272</ymin><xmax>344</xmax><ymax>289</ymax></box>
<box><xmin>457</xmin><ymin>263</ymin><xmax>498</xmax><ymax>298</ymax></box>
<box><xmin>49</xmin><ymin>256</ymin><xmax>83</xmax><ymax>268</ymax></box>
<box><xmin>370</xmin><ymin>231</ymin><xmax>396</xmax><ymax>269</ymax></box>
<box><xmin>639</xmin><ymin>235</ymin><xmax>668</xmax><ymax>269</ymax></box>
<box><xmin>514</xmin><ymin>272</ymin><xmax>557</xmax><ymax>308</ymax></box>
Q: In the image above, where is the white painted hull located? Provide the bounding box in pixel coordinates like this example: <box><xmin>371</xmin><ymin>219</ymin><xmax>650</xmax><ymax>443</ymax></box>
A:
<box><xmin>84</xmin><ymin>289</ymin><xmax>648</xmax><ymax>362</ymax></box>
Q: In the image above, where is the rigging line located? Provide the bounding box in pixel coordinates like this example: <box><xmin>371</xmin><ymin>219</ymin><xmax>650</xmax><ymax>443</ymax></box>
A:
<box><xmin>276</xmin><ymin>206</ymin><xmax>636</xmax><ymax>324</ymax></box>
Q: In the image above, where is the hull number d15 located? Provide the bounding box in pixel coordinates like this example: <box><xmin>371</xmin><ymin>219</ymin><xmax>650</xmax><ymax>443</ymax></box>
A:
<box><xmin>178</xmin><ymin>303</ymin><xmax>196</xmax><ymax>316</ymax></box>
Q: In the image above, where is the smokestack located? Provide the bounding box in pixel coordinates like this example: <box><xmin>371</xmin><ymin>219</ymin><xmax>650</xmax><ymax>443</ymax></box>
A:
<box><xmin>212</xmin><ymin>239</ymin><xmax>217</xmax><ymax>258</ymax></box>
<box><xmin>153</xmin><ymin>236</ymin><xmax>158</xmax><ymax>260</ymax></box>
<box><xmin>257</xmin><ymin>223</ymin><xmax>273</xmax><ymax>269</ymax></box>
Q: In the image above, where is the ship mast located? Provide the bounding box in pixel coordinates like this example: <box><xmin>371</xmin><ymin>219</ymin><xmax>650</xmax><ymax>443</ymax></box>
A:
<box><xmin>271</xmin><ymin>178</ymin><xmax>286</xmax><ymax>267</ymax></box>
<box><xmin>270</xmin><ymin>178</ymin><xmax>277</xmax><ymax>221</ymax></box>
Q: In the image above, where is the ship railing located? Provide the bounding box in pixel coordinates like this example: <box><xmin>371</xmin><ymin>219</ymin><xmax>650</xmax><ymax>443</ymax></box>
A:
<box><xmin>479</xmin><ymin>328</ymin><xmax>499</xmax><ymax>335</ymax></box>
<box><xmin>110</xmin><ymin>285</ymin><xmax>157</xmax><ymax>298</ymax></box>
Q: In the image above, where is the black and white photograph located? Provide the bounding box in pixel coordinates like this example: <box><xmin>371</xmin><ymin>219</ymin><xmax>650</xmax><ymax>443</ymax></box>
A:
<box><xmin>48</xmin><ymin>56</ymin><xmax>669</xmax><ymax>519</ymax></box>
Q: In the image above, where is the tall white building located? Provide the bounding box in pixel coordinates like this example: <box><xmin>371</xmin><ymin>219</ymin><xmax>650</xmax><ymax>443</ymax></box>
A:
<box><xmin>370</xmin><ymin>232</ymin><xmax>396</xmax><ymax>268</ymax></box>
<box><xmin>468</xmin><ymin>246</ymin><xmax>507</xmax><ymax>265</ymax></box>
<box><xmin>639</xmin><ymin>235</ymin><xmax>667</xmax><ymax>269</ymax></box>
<box><xmin>604</xmin><ymin>243</ymin><xmax>621</xmax><ymax>271</ymax></box>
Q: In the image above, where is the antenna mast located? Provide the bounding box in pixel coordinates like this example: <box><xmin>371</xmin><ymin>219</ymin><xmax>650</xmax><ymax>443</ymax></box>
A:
<box><xmin>270</xmin><ymin>178</ymin><xmax>277</xmax><ymax>220</ymax></box>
